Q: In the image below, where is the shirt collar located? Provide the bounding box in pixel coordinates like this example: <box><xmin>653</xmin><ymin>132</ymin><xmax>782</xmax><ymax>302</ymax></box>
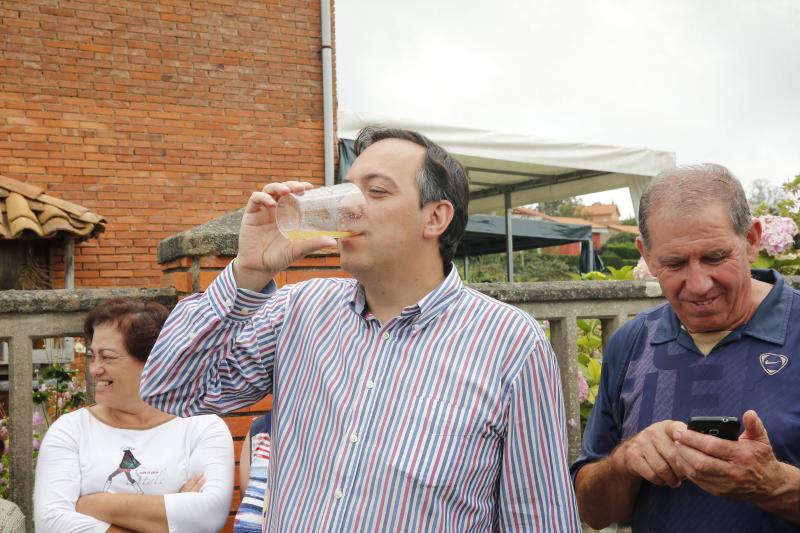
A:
<box><xmin>652</xmin><ymin>269</ymin><xmax>792</xmax><ymax>346</ymax></box>
<box><xmin>348</xmin><ymin>263</ymin><xmax>464</xmax><ymax>327</ymax></box>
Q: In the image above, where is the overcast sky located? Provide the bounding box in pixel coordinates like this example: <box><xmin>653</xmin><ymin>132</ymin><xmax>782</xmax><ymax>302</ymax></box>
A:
<box><xmin>334</xmin><ymin>0</ymin><xmax>800</xmax><ymax>218</ymax></box>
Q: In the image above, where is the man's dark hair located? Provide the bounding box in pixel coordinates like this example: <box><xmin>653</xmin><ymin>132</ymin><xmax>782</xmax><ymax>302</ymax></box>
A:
<box><xmin>353</xmin><ymin>127</ymin><xmax>470</xmax><ymax>267</ymax></box>
<box><xmin>84</xmin><ymin>299</ymin><xmax>170</xmax><ymax>363</ymax></box>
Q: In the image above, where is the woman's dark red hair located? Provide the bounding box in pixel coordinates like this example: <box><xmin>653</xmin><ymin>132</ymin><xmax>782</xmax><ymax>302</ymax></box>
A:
<box><xmin>83</xmin><ymin>299</ymin><xmax>169</xmax><ymax>363</ymax></box>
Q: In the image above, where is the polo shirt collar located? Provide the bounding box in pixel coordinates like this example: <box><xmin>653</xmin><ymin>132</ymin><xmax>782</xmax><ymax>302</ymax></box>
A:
<box><xmin>651</xmin><ymin>269</ymin><xmax>791</xmax><ymax>346</ymax></box>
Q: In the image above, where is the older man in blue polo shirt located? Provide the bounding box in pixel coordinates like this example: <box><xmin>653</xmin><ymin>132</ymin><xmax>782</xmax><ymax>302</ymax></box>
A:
<box><xmin>572</xmin><ymin>164</ymin><xmax>800</xmax><ymax>532</ymax></box>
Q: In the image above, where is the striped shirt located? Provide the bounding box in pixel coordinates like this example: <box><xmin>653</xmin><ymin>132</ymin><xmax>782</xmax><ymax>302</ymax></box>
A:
<box><xmin>141</xmin><ymin>263</ymin><xmax>580</xmax><ymax>532</ymax></box>
<box><xmin>234</xmin><ymin>414</ymin><xmax>272</xmax><ymax>533</ymax></box>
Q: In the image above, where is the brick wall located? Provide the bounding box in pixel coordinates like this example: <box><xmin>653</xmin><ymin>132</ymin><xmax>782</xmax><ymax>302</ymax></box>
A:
<box><xmin>0</xmin><ymin>0</ymin><xmax>328</xmax><ymax>288</ymax></box>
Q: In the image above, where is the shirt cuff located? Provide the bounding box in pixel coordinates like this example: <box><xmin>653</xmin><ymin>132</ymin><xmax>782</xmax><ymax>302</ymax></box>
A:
<box><xmin>206</xmin><ymin>262</ymin><xmax>277</xmax><ymax>321</ymax></box>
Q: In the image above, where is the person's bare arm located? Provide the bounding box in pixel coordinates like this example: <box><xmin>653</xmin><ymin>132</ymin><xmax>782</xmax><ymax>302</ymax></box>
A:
<box><xmin>239</xmin><ymin>431</ymin><xmax>252</xmax><ymax>494</ymax></box>
<box><xmin>675</xmin><ymin>410</ymin><xmax>800</xmax><ymax>525</ymax></box>
<box><xmin>575</xmin><ymin>419</ymin><xmax>684</xmax><ymax>529</ymax></box>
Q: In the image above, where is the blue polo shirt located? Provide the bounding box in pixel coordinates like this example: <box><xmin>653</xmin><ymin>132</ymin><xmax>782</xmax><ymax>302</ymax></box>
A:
<box><xmin>571</xmin><ymin>270</ymin><xmax>800</xmax><ymax>532</ymax></box>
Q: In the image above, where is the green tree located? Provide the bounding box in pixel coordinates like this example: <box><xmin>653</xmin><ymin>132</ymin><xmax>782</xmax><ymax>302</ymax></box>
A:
<box><xmin>535</xmin><ymin>197</ymin><xmax>582</xmax><ymax>217</ymax></box>
<box><xmin>749</xmin><ymin>178</ymin><xmax>789</xmax><ymax>213</ymax></box>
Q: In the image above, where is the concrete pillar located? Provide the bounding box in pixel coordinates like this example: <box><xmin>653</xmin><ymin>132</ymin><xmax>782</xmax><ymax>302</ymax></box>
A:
<box><xmin>600</xmin><ymin>314</ymin><xmax>628</xmax><ymax>354</ymax></box>
<box><xmin>8</xmin><ymin>334</ymin><xmax>33</xmax><ymax>533</ymax></box>
<box><xmin>549</xmin><ymin>314</ymin><xmax>581</xmax><ymax>461</ymax></box>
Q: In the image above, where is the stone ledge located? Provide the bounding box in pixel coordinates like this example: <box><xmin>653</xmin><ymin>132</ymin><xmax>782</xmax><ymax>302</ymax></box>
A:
<box><xmin>471</xmin><ymin>280</ymin><xmax>664</xmax><ymax>302</ymax></box>
<box><xmin>473</xmin><ymin>275</ymin><xmax>800</xmax><ymax>302</ymax></box>
<box><xmin>158</xmin><ymin>209</ymin><xmax>242</xmax><ymax>264</ymax></box>
<box><xmin>0</xmin><ymin>287</ymin><xmax>178</xmax><ymax>314</ymax></box>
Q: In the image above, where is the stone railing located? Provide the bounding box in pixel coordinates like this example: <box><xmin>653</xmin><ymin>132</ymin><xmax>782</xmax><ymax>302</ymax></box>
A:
<box><xmin>2</xmin><ymin>276</ymin><xmax>798</xmax><ymax>530</ymax></box>
<box><xmin>0</xmin><ymin>288</ymin><xmax>177</xmax><ymax>533</ymax></box>
<box><xmin>475</xmin><ymin>275</ymin><xmax>800</xmax><ymax>460</ymax></box>
<box><xmin>474</xmin><ymin>279</ymin><xmax>666</xmax><ymax>460</ymax></box>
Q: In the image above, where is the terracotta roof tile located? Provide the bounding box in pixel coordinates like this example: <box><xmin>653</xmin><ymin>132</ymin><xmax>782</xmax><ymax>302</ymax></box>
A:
<box><xmin>0</xmin><ymin>174</ymin><xmax>106</xmax><ymax>241</ymax></box>
<box><xmin>575</xmin><ymin>204</ymin><xmax>620</xmax><ymax>216</ymax></box>
<box><xmin>512</xmin><ymin>207</ymin><xmax>607</xmax><ymax>229</ymax></box>
<box><xmin>606</xmin><ymin>223</ymin><xmax>640</xmax><ymax>235</ymax></box>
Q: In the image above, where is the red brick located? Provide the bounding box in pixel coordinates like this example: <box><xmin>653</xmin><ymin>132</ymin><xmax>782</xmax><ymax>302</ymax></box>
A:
<box><xmin>162</xmin><ymin>271</ymin><xmax>193</xmax><ymax>293</ymax></box>
<box><xmin>162</xmin><ymin>257</ymin><xmax>193</xmax><ymax>270</ymax></box>
<box><xmin>198</xmin><ymin>255</ymin><xmax>234</xmax><ymax>269</ymax></box>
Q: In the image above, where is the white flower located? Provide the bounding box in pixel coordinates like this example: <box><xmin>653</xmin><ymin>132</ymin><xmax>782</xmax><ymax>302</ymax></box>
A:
<box><xmin>73</xmin><ymin>340</ymin><xmax>86</xmax><ymax>355</ymax></box>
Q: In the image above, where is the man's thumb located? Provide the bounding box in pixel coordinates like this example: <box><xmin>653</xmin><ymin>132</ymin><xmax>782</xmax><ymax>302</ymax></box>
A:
<box><xmin>741</xmin><ymin>410</ymin><xmax>769</xmax><ymax>443</ymax></box>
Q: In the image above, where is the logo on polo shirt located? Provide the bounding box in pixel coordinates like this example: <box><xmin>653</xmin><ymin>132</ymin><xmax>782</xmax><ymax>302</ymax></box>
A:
<box><xmin>759</xmin><ymin>353</ymin><xmax>789</xmax><ymax>376</ymax></box>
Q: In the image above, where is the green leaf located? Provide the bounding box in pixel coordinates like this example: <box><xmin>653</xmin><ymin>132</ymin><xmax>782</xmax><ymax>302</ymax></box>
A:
<box><xmin>607</xmin><ymin>265</ymin><xmax>635</xmax><ymax>280</ymax></box>
<box><xmin>588</xmin><ymin>358</ymin><xmax>602</xmax><ymax>383</ymax></box>
<box><xmin>752</xmin><ymin>251</ymin><xmax>775</xmax><ymax>268</ymax></box>
<box><xmin>581</xmin><ymin>271</ymin><xmax>609</xmax><ymax>280</ymax></box>
<box><xmin>588</xmin><ymin>384</ymin><xmax>599</xmax><ymax>404</ymax></box>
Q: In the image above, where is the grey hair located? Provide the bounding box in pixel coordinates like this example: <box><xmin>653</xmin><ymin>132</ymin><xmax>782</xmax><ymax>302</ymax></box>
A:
<box><xmin>638</xmin><ymin>163</ymin><xmax>752</xmax><ymax>249</ymax></box>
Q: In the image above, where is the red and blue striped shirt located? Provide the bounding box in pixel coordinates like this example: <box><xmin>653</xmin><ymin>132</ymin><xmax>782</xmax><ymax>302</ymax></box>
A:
<box><xmin>140</xmin><ymin>263</ymin><xmax>580</xmax><ymax>532</ymax></box>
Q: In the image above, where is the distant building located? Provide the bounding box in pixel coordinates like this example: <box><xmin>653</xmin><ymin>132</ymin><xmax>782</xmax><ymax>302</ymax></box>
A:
<box><xmin>514</xmin><ymin>204</ymin><xmax>640</xmax><ymax>256</ymax></box>
<box><xmin>574</xmin><ymin>203</ymin><xmax>621</xmax><ymax>225</ymax></box>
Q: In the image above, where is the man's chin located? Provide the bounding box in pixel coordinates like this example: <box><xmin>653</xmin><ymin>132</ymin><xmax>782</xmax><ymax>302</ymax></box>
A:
<box><xmin>679</xmin><ymin>314</ymin><xmax>726</xmax><ymax>333</ymax></box>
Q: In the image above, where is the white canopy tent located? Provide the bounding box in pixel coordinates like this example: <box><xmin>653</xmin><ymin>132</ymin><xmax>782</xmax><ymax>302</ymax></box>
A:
<box><xmin>338</xmin><ymin>109</ymin><xmax>676</xmax><ymax>216</ymax></box>
<box><xmin>337</xmin><ymin>109</ymin><xmax>676</xmax><ymax>280</ymax></box>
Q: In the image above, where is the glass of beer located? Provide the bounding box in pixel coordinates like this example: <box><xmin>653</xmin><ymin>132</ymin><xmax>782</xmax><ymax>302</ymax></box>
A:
<box><xmin>276</xmin><ymin>182</ymin><xmax>366</xmax><ymax>241</ymax></box>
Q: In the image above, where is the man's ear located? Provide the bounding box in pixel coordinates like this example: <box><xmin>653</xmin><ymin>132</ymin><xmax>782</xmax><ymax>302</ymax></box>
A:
<box><xmin>745</xmin><ymin>218</ymin><xmax>763</xmax><ymax>262</ymax></box>
<box><xmin>636</xmin><ymin>236</ymin><xmax>650</xmax><ymax>265</ymax></box>
<box><xmin>423</xmin><ymin>200</ymin><xmax>455</xmax><ymax>240</ymax></box>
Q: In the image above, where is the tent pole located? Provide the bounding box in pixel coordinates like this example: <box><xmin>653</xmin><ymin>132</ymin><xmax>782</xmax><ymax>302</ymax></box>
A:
<box><xmin>504</xmin><ymin>189</ymin><xmax>514</xmax><ymax>282</ymax></box>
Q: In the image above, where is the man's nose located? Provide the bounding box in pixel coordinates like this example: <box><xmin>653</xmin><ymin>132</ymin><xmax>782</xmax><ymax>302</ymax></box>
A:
<box><xmin>684</xmin><ymin>261</ymin><xmax>714</xmax><ymax>295</ymax></box>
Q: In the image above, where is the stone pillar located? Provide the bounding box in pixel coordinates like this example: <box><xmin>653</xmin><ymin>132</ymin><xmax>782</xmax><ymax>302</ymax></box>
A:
<box><xmin>7</xmin><ymin>334</ymin><xmax>33</xmax><ymax>533</ymax></box>
<box><xmin>549</xmin><ymin>314</ymin><xmax>581</xmax><ymax>461</ymax></box>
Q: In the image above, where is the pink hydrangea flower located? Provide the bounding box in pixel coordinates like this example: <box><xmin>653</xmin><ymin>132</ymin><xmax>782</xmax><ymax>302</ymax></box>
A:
<box><xmin>33</xmin><ymin>411</ymin><xmax>44</xmax><ymax>432</ymax></box>
<box><xmin>577</xmin><ymin>370</ymin><xmax>589</xmax><ymax>403</ymax></box>
<box><xmin>758</xmin><ymin>215</ymin><xmax>799</xmax><ymax>257</ymax></box>
<box><xmin>633</xmin><ymin>257</ymin><xmax>656</xmax><ymax>280</ymax></box>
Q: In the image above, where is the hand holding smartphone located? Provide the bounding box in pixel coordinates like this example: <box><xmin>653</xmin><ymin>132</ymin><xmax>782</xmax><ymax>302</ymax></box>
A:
<box><xmin>687</xmin><ymin>416</ymin><xmax>740</xmax><ymax>440</ymax></box>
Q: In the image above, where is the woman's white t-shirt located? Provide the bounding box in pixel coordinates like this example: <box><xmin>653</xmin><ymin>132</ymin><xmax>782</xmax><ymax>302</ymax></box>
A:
<box><xmin>34</xmin><ymin>408</ymin><xmax>233</xmax><ymax>533</ymax></box>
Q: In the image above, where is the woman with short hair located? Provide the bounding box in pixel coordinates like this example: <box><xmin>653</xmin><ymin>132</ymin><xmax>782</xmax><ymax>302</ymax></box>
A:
<box><xmin>34</xmin><ymin>299</ymin><xmax>233</xmax><ymax>533</ymax></box>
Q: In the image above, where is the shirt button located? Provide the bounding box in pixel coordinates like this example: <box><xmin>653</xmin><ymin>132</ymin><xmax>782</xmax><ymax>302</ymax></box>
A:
<box><xmin>334</xmin><ymin>489</ymin><xmax>343</xmax><ymax>500</ymax></box>
<box><xmin>366</xmin><ymin>380</ymin><xmax>374</xmax><ymax>390</ymax></box>
<box><xmin>224</xmin><ymin>298</ymin><xmax>234</xmax><ymax>308</ymax></box>
<box><xmin>412</xmin><ymin>324</ymin><xmax>420</xmax><ymax>333</ymax></box>
<box><xmin>350</xmin><ymin>433</ymin><xmax>359</xmax><ymax>444</ymax></box>
<box><xmin>382</xmin><ymin>332</ymin><xmax>391</xmax><ymax>340</ymax></box>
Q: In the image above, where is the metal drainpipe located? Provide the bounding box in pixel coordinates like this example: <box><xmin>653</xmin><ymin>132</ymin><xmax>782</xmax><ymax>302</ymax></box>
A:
<box><xmin>320</xmin><ymin>0</ymin><xmax>334</xmax><ymax>186</ymax></box>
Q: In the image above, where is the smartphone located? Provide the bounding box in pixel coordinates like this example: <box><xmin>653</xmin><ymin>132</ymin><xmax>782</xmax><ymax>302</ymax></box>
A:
<box><xmin>687</xmin><ymin>416</ymin><xmax>740</xmax><ymax>440</ymax></box>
